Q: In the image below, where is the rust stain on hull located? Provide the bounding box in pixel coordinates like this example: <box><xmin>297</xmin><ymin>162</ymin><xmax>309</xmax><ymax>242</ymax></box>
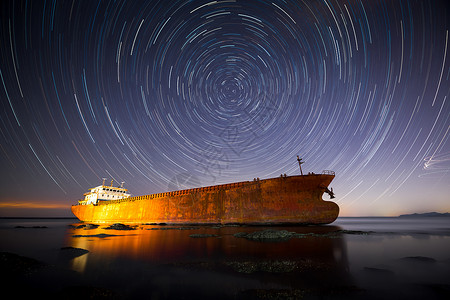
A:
<box><xmin>71</xmin><ymin>174</ymin><xmax>339</xmax><ymax>225</ymax></box>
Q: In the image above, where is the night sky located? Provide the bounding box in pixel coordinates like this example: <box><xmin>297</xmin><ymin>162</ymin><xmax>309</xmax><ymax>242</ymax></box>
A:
<box><xmin>0</xmin><ymin>0</ymin><xmax>449</xmax><ymax>217</ymax></box>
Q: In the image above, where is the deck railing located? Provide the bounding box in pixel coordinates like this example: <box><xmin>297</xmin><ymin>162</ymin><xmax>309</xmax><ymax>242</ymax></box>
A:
<box><xmin>322</xmin><ymin>170</ymin><xmax>335</xmax><ymax>175</ymax></box>
<box><xmin>95</xmin><ymin>181</ymin><xmax>252</xmax><ymax>205</ymax></box>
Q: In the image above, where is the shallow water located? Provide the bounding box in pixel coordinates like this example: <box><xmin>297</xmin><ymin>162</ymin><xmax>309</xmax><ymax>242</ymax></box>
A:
<box><xmin>1</xmin><ymin>217</ymin><xmax>449</xmax><ymax>299</ymax></box>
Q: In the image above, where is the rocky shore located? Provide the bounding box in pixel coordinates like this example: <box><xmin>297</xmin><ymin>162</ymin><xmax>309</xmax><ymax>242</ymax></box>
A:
<box><xmin>2</xmin><ymin>220</ymin><xmax>449</xmax><ymax>299</ymax></box>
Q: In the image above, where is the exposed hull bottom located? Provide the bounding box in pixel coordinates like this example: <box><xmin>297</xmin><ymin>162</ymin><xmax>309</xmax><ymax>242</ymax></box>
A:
<box><xmin>71</xmin><ymin>175</ymin><xmax>339</xmax><ymax>225</ymax></box>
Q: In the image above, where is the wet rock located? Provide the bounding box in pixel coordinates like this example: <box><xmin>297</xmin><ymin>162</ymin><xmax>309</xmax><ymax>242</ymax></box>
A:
<box><xmin>399</xmin><ymin>256</ymin><xmax>436</xmax><ymax>263</ymax></box>
<box><xmin>70</xmin><ymin>224</ymin><xmax>100</xmax><ymax>230</ymax></box>
<box><xmin>69</xmin><ymin>224</ymin><xmax>87</xmax><ymax>229</ymax></box>
<box><xmin>234</xmin><ymin>229</ymin><xmax>375</xmax><ymax>241</ymax></box>
<box><xmin>295</xmin><ymin>230</ymin><xmax>375</xmax><ymax>238</ymax></box>
<box><xmin>189</xmin><ymin>234</ymin><xmax>219</xmax><ymax>238</ymax></box>
<box><xmin>243</xmin><ymin>287</ymin><xmax>366</xmax><ymax>300</ymax></box>
<box><xmin>0</xmin><ymin>252</ymin><xmax>44</xmax><ymax>276</ymax></box>
<box><xmin>167</xmin><ymin>227</ymin><xmax>198</xmax><ymax>230</ymax></box>
<box><xmin>233</xmin><ymin>232</ymin><xmax>249</xmax><ymax>238</ymax></box>
<box><xmin>104</xmin><ymin>223</ymin><xmax>136</xmax><ymax>230</ymax></box>
<box><xmin>337</xmin><ymin>229</ymin><xmax>375</xmax><ymax>235</ymax></box>
<box><xmin>239</xmin><ymin>288</ymin><xmax>306</xmax><ymax>299</ymax></box>
<box><xmin>225</xmin><ymin>260</ymin><xmax>299</xmax><ymax>273</ymax></box>
<box><xmin>149</xmin><ymin>226</ymin><xmax>196</xmax><ymax>230</ymax></box>
<box><xmin>234</xmin><ymin>229</ymin><xmax>296</xmax><ymax>241</ymax></box>
<box><xmin>72</xmin><ymin>233</ymin><xmax>122</xmax><ymax>238</ymax></box>
<box><xmin>59</xmin><ymin>247</ymin><xmax>89</xmax><ymax>259</ymax></box>
<box><xmin>84</xmin><ymin>224</ymin><xmax>99</xmax><ymax>229</ymax></box>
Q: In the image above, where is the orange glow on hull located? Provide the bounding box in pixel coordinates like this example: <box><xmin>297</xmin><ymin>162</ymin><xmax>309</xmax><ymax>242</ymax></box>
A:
<box><xmin>71</xmin><ymin>175</ymin><xmax>339</xmax><ymax>225</ymax></box>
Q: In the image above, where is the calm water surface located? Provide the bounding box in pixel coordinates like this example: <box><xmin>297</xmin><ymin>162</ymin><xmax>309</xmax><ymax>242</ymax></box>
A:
<box><xmin>1</xmin><ymin>217</ymin><xmax>449</xmax><ymax>299</ymax></box>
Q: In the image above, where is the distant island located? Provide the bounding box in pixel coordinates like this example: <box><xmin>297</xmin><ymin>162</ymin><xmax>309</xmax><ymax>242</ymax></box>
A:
<box><xmin>398</xmin><ymin>212</ymin><xmax>450</xmax><ymax>218</ymax></box>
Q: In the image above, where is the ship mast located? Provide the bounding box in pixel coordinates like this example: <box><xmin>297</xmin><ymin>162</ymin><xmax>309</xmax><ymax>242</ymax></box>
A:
<box><xmin>297</xmin><ymin>156</ymin><xmax>304</xmax><ymax>176</ymax></box>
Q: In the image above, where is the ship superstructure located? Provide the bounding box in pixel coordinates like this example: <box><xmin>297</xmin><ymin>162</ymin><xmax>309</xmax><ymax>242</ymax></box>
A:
<box><xmin>78</xmin><ymin>179</ymin><xmax>131</xmax><ymax>205</ymax></box>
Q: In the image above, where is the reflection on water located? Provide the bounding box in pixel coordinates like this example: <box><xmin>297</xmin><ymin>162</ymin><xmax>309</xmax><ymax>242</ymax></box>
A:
<box><xmin>65</xmin><ymin>224</ymin><xmax>352</xmax><ymax>298</ymax></box>
<box><xmin>2</xmin><ymin>218</ymin><xmax>449</xmax><ymax>299</ymax></box>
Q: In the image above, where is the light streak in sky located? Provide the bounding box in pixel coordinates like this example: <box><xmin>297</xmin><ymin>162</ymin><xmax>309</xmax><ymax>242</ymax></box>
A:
<box><xmin>0</xmin><ymin>0</ymin><xmax>448</xmax><ymax>216</ymax></box>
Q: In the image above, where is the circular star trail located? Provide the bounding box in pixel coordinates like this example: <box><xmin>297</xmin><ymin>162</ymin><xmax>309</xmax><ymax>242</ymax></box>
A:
<box><xmin>0</xmin><ymin>0</ymin><xmax>449</xmax><ymax>216</ymax></box>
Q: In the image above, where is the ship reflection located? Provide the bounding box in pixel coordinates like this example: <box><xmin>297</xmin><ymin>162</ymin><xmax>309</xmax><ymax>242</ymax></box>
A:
<box><xmin>65</xmin><ymin>224</ymin><xmax>353</xmax><ymax>298</ymax></box>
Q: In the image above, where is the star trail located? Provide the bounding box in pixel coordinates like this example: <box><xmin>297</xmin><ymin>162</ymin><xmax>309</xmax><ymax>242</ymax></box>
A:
<box><xmin>0</xmin><ymin>0</ymin><xmax>449</xmax><ymax>217</ymax></box>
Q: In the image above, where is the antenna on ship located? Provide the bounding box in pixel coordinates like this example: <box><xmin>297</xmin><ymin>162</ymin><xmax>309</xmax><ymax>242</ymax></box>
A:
<box><xmin>102</xmin><ymin>178</ymin><xmax>107</xmax><ymax>186</ymax></box>
<box><xmin>110</xmin><ymin>179</ymin><xmax>114</xmax><ymax>187</ymax></box>
<box><xmin>121</xmin><ymin>182</ymin><xmax>124</xmax><ymax>188</ymax></box>
<box><xmin>297</xmin><ymin>156</ymin><xmax>304</xmax><ymax>176</ymax></box>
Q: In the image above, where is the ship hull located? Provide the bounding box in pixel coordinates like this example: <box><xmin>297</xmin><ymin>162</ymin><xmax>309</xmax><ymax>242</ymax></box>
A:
<box><xmin>71</xmin><ymin>175</ymin><xmax>339</xmax><ymax>225</ymax></box>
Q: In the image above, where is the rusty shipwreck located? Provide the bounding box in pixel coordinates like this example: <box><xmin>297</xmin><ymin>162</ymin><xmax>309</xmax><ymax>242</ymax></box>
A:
<box><xmin>71</xmin><ymin>158</ymin><xmax>339</xmax><ymax>225</ymax></box>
